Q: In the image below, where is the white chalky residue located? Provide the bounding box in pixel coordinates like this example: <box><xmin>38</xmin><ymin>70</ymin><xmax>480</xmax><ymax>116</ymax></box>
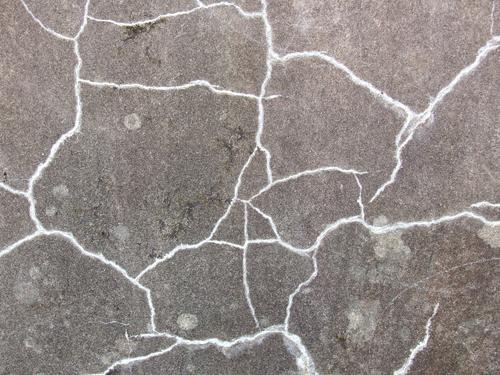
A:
<box><xmin>177</xmin><ymin>313</ymin><xmax>199</xmax><ymax>330</ymax></box>
<box><xmin>111</xmin><ymin>224</ymin><xmax>130</xmax><ymax>242</ymax></box>
<box><xmin>52</xmin><ymin>184</ymin><xmax>70</xmax><ymax>198</ymax></box>
<box><xmin>13</xmin><ymin>281</ymin><xmax>40</xmax><ymax>305</ymax></box>
<box><xmin>45</xmin><ymin>206</ymin><xmax>57</xmax><ymax>217</ymax></box>
<box><xmin>477</xmin><ymin>225</ymin><xmax>500</xmax><ymax>248</ymax></box>
<box><xmin>123</xmin><ymin>113</ymin><xmax>142</xmax><ymax>130</ymax></box>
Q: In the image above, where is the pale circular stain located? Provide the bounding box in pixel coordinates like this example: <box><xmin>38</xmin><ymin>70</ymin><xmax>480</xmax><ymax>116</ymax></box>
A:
<box><xmin>177</xmin><ymin>313</ymin><xmax>198</xmax><ymax>330</ymax></box>
<box><xmin>124</xmin><ymin>113</ymin><xmax>142</xmax><ymax>130</ymax></box>
<box><xmin>478</xmin><ymin>225</ymin><xmax>500</xmax><ymax>248</ymax></box>
<box><xmin>110</xmin><ymin>224</ymin><xmax>130</xmax><ymax>242</ymax></box>
<box><xmin>45</xmin><ymin>206</ymin><xmax>57</xmax><ymax>217</ymax></box>
<box><xmin>13</xmin><ymin>281</ymin><xmax>39</xmax><ymax>305</ymax></box>
<box><xmin>52</xmin><ymin>184</ymin><xmax>69</xmax><ymax>198</ymax></box>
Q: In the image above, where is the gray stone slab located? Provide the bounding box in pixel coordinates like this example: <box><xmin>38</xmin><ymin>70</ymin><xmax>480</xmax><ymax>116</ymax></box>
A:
<box><xmin>34</xmin><ymin>85</ymin><xmax>256</xmax><ymax>275</ymax></box>
<box><xmin>366</xmin><ymin>49</ymin><xmax>500</xmax><ymax>223</ymax></box>
<box><xmin>267</xmin><ymin>0</ymin><xmax>493</xmax><ymax>111</ymax></box>
<box><xmin>0</xmin><ymin>0</ymin><xmax>76</xmax><ymax>190</ymax></box>
<box><xmin>0</xmin><ymin>235</ymin><xmax>151</xmax><ymax>375</ymax></box>
<box><xmin>262</xmin><ymin>58</ymin><xmax>404</xmax><ymax>199</ymax></box>
<box><xmin>80</xmin><ymin>7</ymin><xmax>267</xmax><ymax>94</ymax></box>
<box><xmin>141</xmin><ymin>243</ymin><xmax>255</xmax><ymax>340</ymax></box>
<box><xmin>0</xmin><ymin>191</ymin><xmax>34</xmax><ymax>249</ymax></box>
<box><xmin>288</xmin><ymin>219</ymin><xmax>498</xmax><ymax>374</ymax></box>
<box><xmin>247</xmin><ymin>243</ymin><xmax>313</xmax><ymax>327</ymax></box>
<box><xmin>252</xmin><ymin>170</ymin><xmax>360</xmax><ymax>248</ymax></box>
<box><xmin>107</xmin><ymin>334</ymin><xmax>297</xmax><ymax>374</ymax></box>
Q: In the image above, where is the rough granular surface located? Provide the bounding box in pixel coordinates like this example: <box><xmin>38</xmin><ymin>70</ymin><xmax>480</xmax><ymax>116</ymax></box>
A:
<box><xmin>0</xmin><ymin>0</ymin><xmax>499</xmax><ymax>374</ymax></box>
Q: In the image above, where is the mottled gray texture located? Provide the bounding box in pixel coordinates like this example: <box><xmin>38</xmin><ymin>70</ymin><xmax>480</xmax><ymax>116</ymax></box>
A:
<box><xmin>0</xmin><ymin>236</ymin><xmax>150</xmax><ymax>375</ymax></box>
<box><xmin>1</xmin><ymin>0</ymin><xmax>499</xmax><ymax>374</ymax></box>
<box><xmin>35</xmin><ymin>86</ymin><xmax>256</xmax><ymax>275</ymax></box>
<box><xmin>0</xmin><ymin>0</ymin><xmax>76</xmax><ymax>190</ymax></box>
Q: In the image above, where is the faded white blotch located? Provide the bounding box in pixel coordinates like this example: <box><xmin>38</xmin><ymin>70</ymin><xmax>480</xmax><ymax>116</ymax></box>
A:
<box><xmin>347</xmin><ymin>300</ymin><xmax>380</xmax><ymax>344</ymax></box>
<box><xmin>371</xmin><ymin>215</ymin><xmax>410</xmax><ymax>259</ymax></box>
<box><xmin>124</xmin><ymin>113</ymin><xmax>142</xmax><ymax>130</ymax></box>
<box><xmin>52</xmin><ymin>184</ymin><xmax>70</xmax><ymax>198</ymax></box>
<box><xmin>110</xmin><ymin>224</ymin><xmax>130</xmax><ymax>242</ymax></box>
<box><xmin>477</xmin><ymin>225</ymin><xmax>500</xmax><ymax>248</ymax></box>
<box><xmin>45</xmin><ymin>206</ymin><xmax>57</xmax><ymax>217</ymax></box>
<box><xmin>177</xmin><ymin>313</ymin><xmax>198</xmax><ymax>330</ymax></box>
<box><xmin>13</xmin><ymin>281</ymin><xmax>40</xmax><ymax>305</ymax></box>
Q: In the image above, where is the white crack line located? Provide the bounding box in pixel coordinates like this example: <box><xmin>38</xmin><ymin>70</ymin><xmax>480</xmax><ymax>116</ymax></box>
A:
<box><xmin>393</xmin><ymin>303</ymin><xmax>440</xmax><ymax>375</ymax></box>
<box><xmin>284</xmin><ymin>248</ymin><xmax>318</xmax><ymax>331</ymax></box>
<box><xmin>87</xmin><ymin>1</ymin><xmax>262</xmax><ymax>27</ymax></box>
<box><xmin>20</xmin><ymin>0</ymin><xmax>76</xmax><ymax>41</ymax></box>
<box><xmin>136</xmin><ymin>147</ymin><xmax>258</xmax><ymax>280</ymax></box>
<box><xmin>101</xmin><ymin>324</ymin><xmax>317</xmax><ymax>375</ymax></box>
<box><xmin>0</xmin><ymin>182</ymin><xmax>28</xmax><ymax>198</ymax></box>
<box><xmin>369</xmin><ymin>35</ymin><xmax>500</xmax><ymax>203</ymax></box>
<box><xmin>274</xmin><ymin>51</ymin><xmax>414</xmax><ymax>118</ymax></box>
<box><xmin>243</xmin><ymin>202</ymin><xmax>260</xmax><ymax>328</ymax></box>
<box><xmin>79</xmin><ymin>78</ymin><xmax>262</xmax><ymax>100</ymax></box>
<box><xmin>248</xmin><ymin>165</ymin><xmax>367</xmax><ymax>202</ymax></box>
<box><xmin>471</xmin><ymin>201</ymin><xmax>500</xmax><ymax>208</ymax></box>
<box><xmin>15</xmin><ymin>0</ymin><xmax>157</xmax><ymax>334</ymax></box>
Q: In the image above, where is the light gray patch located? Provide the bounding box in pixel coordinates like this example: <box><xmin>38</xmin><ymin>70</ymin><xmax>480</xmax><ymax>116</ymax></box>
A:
<box><xmin>124</xmin><ymin>113</ymin><xmax>142</xmax><ymax>130</ymax></box>
<box><xmin>110</xmin><ymin>224</ymin><xmax>130</xmax><ymax>242</ymax></box>
<box><xmin>13</xmin><ymin>281</ymin><xmax>40</xmax><ymax>305</ymax></box>
<box><xmin>52</xmin><ymin>184</ymin><xmax>69</xmax><ymax>198</ymax></box>
<box><xmin>177</xmin><ymin>313</ymin><xmax>198</xmax><ymax>330</ymax></box>
<box><xmin>45</xmin><ymin>206</ymin><xmax>57</xmax><ymax>217</ymax></box>
<box><xmin>477</xmin><ymin>225</ymin><xmax>500</xmax><ymax>248</ymax></box>
<box><xmin>346</xmin><ymin>300</ymin><xmax>380</xmax><ymax>345</ymax></box>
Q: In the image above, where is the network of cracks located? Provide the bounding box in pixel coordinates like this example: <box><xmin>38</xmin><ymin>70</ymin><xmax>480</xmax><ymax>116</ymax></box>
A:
<box><xmin>0</xmin><ymin>0</ymin><xmax>499</xmax><ymax>374</ymax></box>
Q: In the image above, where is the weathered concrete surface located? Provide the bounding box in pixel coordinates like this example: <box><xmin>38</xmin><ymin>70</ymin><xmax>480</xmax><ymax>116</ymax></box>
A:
<box><xmin>1</xmin><ymin>0</ymin><xmax>499</xmax><ymax>374</ymax></box>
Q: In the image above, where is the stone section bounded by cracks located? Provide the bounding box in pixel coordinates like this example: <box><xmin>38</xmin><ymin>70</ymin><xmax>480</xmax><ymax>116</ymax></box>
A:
<box><xmin>24</xmin><ymin>0</ymin><xmax>87</xmax><ymax>37</ymax></box>
<box><xmin>89</xmin><ymin>0</ymin><xmax>195</xmax><ymax>23</ymax></box>
<box><xmin>80</xmin><ymin>6</ymin><xmax>267</xmax><ymax>95</ymax></box>
<box><xmin>262</xmin><ymin>58</ymin><xmax>403</xmax><ymax>199</ymax></box>
<box><xmin>246</xmin><ymin>204</ymin><xmax>275</xmax><ymax>240</ymax></box>
<box><xmin>105</xmin><ymin>334</ymin><xmax>297</xmax><ymax>374</ymax></box>
<box><xmin>0</xmin><ymin>0</ymin><xmax>76</xmax><ymax>190</ymax></box>
<box><xmin>34</xmin><ymin>85</ymin><xmax>257</xmax><ymax>275</ymax></box>
<box><xmin>212</xmin><ymin>201</ymin><xmax>246</xmax><ymax>246</ymax></box>
<box><xmin>141</xmin><ymin>243</ymin><xmax>256</xmax><ymax>340</ymax></box>
<box><xmin>288</xmin><ymin>219</ymin><xmax>499</xmax><ymax>374</ymax></box>
<box><xmin>366</xmin><ymin>49</ymin><xmax>500</xmax><ymax>223</ymax></box>
<box><xmin>0</xmin><ymin>235</ymin><xmax>151</xmax><ymax>375</ymax></box>
<box><xmin>0</xmin><ymin>190</ymin><xmax>34</xmax><ymax>250</ymax></box>
<box><xmin>252</xmin><ymin>170</ymin><xmax>360</xmax><ymax>248</ymax></box>
<box><xmin>238</xmin><ymin>149</ymin><xmax>269</xmax><ymax>201</ymax></box>
<box><xmin>267</xmin><ymin>0</ymin><xmax>493</xmax><ymax>111</ymax></box>
<box><xmin>247</xmin><ymin>243</ymin><xmax>313</xmax><ymax>327</ymax></box>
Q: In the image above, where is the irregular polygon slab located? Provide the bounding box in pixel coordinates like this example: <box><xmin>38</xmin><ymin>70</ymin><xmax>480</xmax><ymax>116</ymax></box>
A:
<box><xmin>262</xmin><ymin>59</ymin><xmax>403</xmax><ymax>198</ymax></box>
<box><xmin>267</xmin><ymin>0</ymin><xmax>493</xmax><ymax>111</ymax></box>
<box><xmin>89</xmin><ymin>0</ymin><xmax>194</xmax><ymax>22</ymax></box>
<box><xmin>247</xmin><ymin>205</ymin><xmax>275</xmax><ymax>240</ymax></box>
<box><xmin>367</xmin><ymin>49</ymin><xmax>500</xmax><ymax>223</ymax></box>
<box><xmin>80</xmin><ymin>7</ymin><xmax>267</xmax><ymax>94</ymax></box>
<box><xmin>0</xmin><ymin>1</ymin><xmax>76</xmax><ymax>190</ymax></box>
<box><xmin>0</xmin><ymin>235</ymin><xmax>150</xmax><ymax>375</ymax></box>
<box><xmin>212</xmin><ymin>201</ymin><xmax>245</xmax><ymax>246</ymax></box>
<box><xmin>288</xmin><ymin>219</ymin><xmax>498</xmax><ymax>374</ymax></box>
<box><xmin>141</xmin><ymin>243</ymin><xmax>255</xmax><ymax>340</ymax></box>
<box><xmin>238</xmin><ymin>149</ymin><xmax>269</xmax><ymax>200</ymax></box>
<box><xmin>35</xmin><ymin>86</ymin><xmax>256</xmax><ymax>275</ymax></box>
<box><xmin>247</xmin><ymin>243</ymin><xmax>313</xmax><ymax>327</ymax></box>
<box><xmin>252</xmin><ymin>171</ymin><xmax>360</xmax><ymax>248</ymax></box>
<box><xmin>0</xmin><ymin>190</ymin><xmax>33</xmax><ymax>250</ymax></box>
<box><xmin>107</xmin><ymin>334</ymin><xmax>297</xmax><ymax>374</ymax></box>
<box><xmin>24</xmin><ymin>0</ymin><xmax>87</xmax><ymax>37</ymax></box>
